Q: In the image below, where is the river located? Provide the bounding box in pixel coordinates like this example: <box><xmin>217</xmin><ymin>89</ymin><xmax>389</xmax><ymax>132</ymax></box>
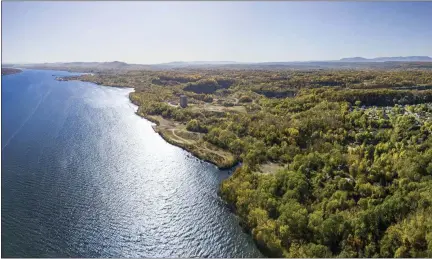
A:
<box><xmin>1</xmin><ymin>69</ymin><xmax>263</xmax><ymax>257</ymax></box>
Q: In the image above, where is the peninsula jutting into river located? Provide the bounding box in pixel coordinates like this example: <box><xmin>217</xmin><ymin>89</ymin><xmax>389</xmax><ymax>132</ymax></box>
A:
<box><xmin>51</xmin><ymin>62</ymin><xmax>432</xmax><ymax>258</ymax></box>
<box><xmin>2</xmin><ymin>67</ymin><xmax>22</xmax><ymax>76</ymax></box>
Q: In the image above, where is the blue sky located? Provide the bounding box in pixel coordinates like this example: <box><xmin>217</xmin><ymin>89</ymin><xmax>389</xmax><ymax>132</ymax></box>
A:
<box><xmin>2</xmin><ymin>1</ymin><xmax>432</xmax><ymax>64</ymax></box>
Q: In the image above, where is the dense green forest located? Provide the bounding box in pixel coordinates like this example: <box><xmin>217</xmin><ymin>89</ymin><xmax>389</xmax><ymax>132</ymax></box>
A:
<box><xmin>60</xmin><ymin>68</ymin><xmax>432</xmax><ymax>257</ymax></box>
<box><xmin>218</xmin><ymin>99</ymin><xmax>432</xmax><ymax>257</ymax></box>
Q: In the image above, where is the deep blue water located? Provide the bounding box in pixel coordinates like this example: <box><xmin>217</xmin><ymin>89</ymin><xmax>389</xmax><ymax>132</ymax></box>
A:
<box><xmin>1</xmin><ymin>69</ymin><xmax>262</xmax><ymax>258</ymax></box>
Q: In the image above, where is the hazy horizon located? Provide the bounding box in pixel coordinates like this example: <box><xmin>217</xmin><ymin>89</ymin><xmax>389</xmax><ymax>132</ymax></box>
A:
<box><xmin>3</xmin><ymin>2</ymin><xmax>432</xmax><ymax>64</ymax></box>
<box><xmin>4</xmin><ymin>56</ymin><xmax>432</xmax><ymax>66</ymax></box>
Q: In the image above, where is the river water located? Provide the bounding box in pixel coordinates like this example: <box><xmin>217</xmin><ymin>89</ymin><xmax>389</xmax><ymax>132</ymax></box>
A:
<box><xmin>1</xmin><ymin>70</ymin><xmax>263</xmax><ymax>257</ymax></box>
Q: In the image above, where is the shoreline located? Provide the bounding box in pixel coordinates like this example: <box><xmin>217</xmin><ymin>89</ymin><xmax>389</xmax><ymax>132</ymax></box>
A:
<box><xmin>152</xmin><ymin>119</ymin><xmax>239</xmax><ymax>170</ymax></box>
<box><xmin>58</xmin><ymin>74</ymin><xmax>239</xmax><ymax>170</ymax></box>
<box><xmin>54</xmin><ymin>73</ymin><xmax>264</xmax><ymax>253</ymax></box>
<box><xmin>56</xmin><ymin>76</ymin><xmax>134</xmax><ymax>89</ymax></box>
<box><xmin>2</xmin><ymin>68</ymin><xmax>22</xmax><ymax>76</ymax></box>
<box><xmin>142</xmin><ymin>113</ymin><xmax>238</xmax><ymax>170</ymax></box>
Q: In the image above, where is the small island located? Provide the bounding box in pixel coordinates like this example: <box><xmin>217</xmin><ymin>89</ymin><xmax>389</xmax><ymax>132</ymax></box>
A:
<box><xmin>2</xmin><ymin>68</ymin><xmax>22</xmax><ymax>76</ymax></box>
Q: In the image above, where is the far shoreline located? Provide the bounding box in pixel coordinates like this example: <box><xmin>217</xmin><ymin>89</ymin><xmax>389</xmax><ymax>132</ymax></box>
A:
<box><xmin>2</xmin><ymin>67</ymin><xmax>22</xmax><ymax>76</ymax></box>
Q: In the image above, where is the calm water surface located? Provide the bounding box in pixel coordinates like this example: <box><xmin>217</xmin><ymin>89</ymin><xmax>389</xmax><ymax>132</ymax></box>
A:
<box><xmin>1</xmin><ymin>70</ymin><xmax>263</xmax><ymax>257</ymax></box>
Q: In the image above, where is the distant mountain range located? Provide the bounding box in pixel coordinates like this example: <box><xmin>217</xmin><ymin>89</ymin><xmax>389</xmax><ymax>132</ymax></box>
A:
<box><xmin>4</xmin><ymin>56</ymin><xmax>432</xmax><ymax>72</ymax></box>
<box><xmin>151</xmin><ymin>61</ymin><xmax>243</xmax><ymax>69</ymax></box>
<box><xmin>340</xmin><ymin>56</ymin><xmax>432</xmax><ymax>62</ymax></box>
<box><xmin>160</xmin><ymin>61</ymin><xmax>240</xmax><ymax>65</ymax></box>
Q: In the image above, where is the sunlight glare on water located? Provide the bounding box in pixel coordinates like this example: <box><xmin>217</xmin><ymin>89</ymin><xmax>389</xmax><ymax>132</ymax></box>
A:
<box><xmin>1</xmin><ymin>69</ymin><xmax>263</xmax><ymax>258</ymax></box>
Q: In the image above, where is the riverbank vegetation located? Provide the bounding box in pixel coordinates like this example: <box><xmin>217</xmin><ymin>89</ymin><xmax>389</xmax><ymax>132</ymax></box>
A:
<box><xmin>58</xmin><ymin>67</ymin><xmax>432</xmax><ymax>257</ymax></box>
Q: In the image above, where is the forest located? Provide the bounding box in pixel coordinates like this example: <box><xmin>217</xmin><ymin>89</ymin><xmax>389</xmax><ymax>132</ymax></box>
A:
<box><xmin>58</xmin><ymin>67</ymin><xmax>432</xmax><ymax>257</ymax></box>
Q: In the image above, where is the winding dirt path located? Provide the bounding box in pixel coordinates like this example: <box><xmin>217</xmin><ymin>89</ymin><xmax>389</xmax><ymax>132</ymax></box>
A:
<box><xmin>169</xmin><ymin>129</ymin><xmax>194</xmax><ymax>145</ymax></box>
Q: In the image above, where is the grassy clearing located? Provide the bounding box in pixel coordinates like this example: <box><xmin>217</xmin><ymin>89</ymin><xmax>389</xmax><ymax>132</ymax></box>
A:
<box><xmin>147</xmin><ymin>115</ymin><xmax>237</xmax><ymax>169</ymax></box>
<box><xmin>256</xmin><ymin>162</ymin><xmax>286</xmax><ymax>174</ymax></box>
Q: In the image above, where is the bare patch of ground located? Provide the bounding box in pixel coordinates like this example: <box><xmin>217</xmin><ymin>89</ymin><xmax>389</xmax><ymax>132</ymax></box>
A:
<box><xmin>189</xmin><ymin>103</ymin><xmax>247</xmax><ymax>113</ymax></box>
<box><xmin>146</xmin><ymin>115</ymin><xmax>237</xmax><ymax>169</ymax></box>
<box><xmin>257</xmin><ymin>162</ymin><xmax>285</xmax><ymax>174</ymax></box>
